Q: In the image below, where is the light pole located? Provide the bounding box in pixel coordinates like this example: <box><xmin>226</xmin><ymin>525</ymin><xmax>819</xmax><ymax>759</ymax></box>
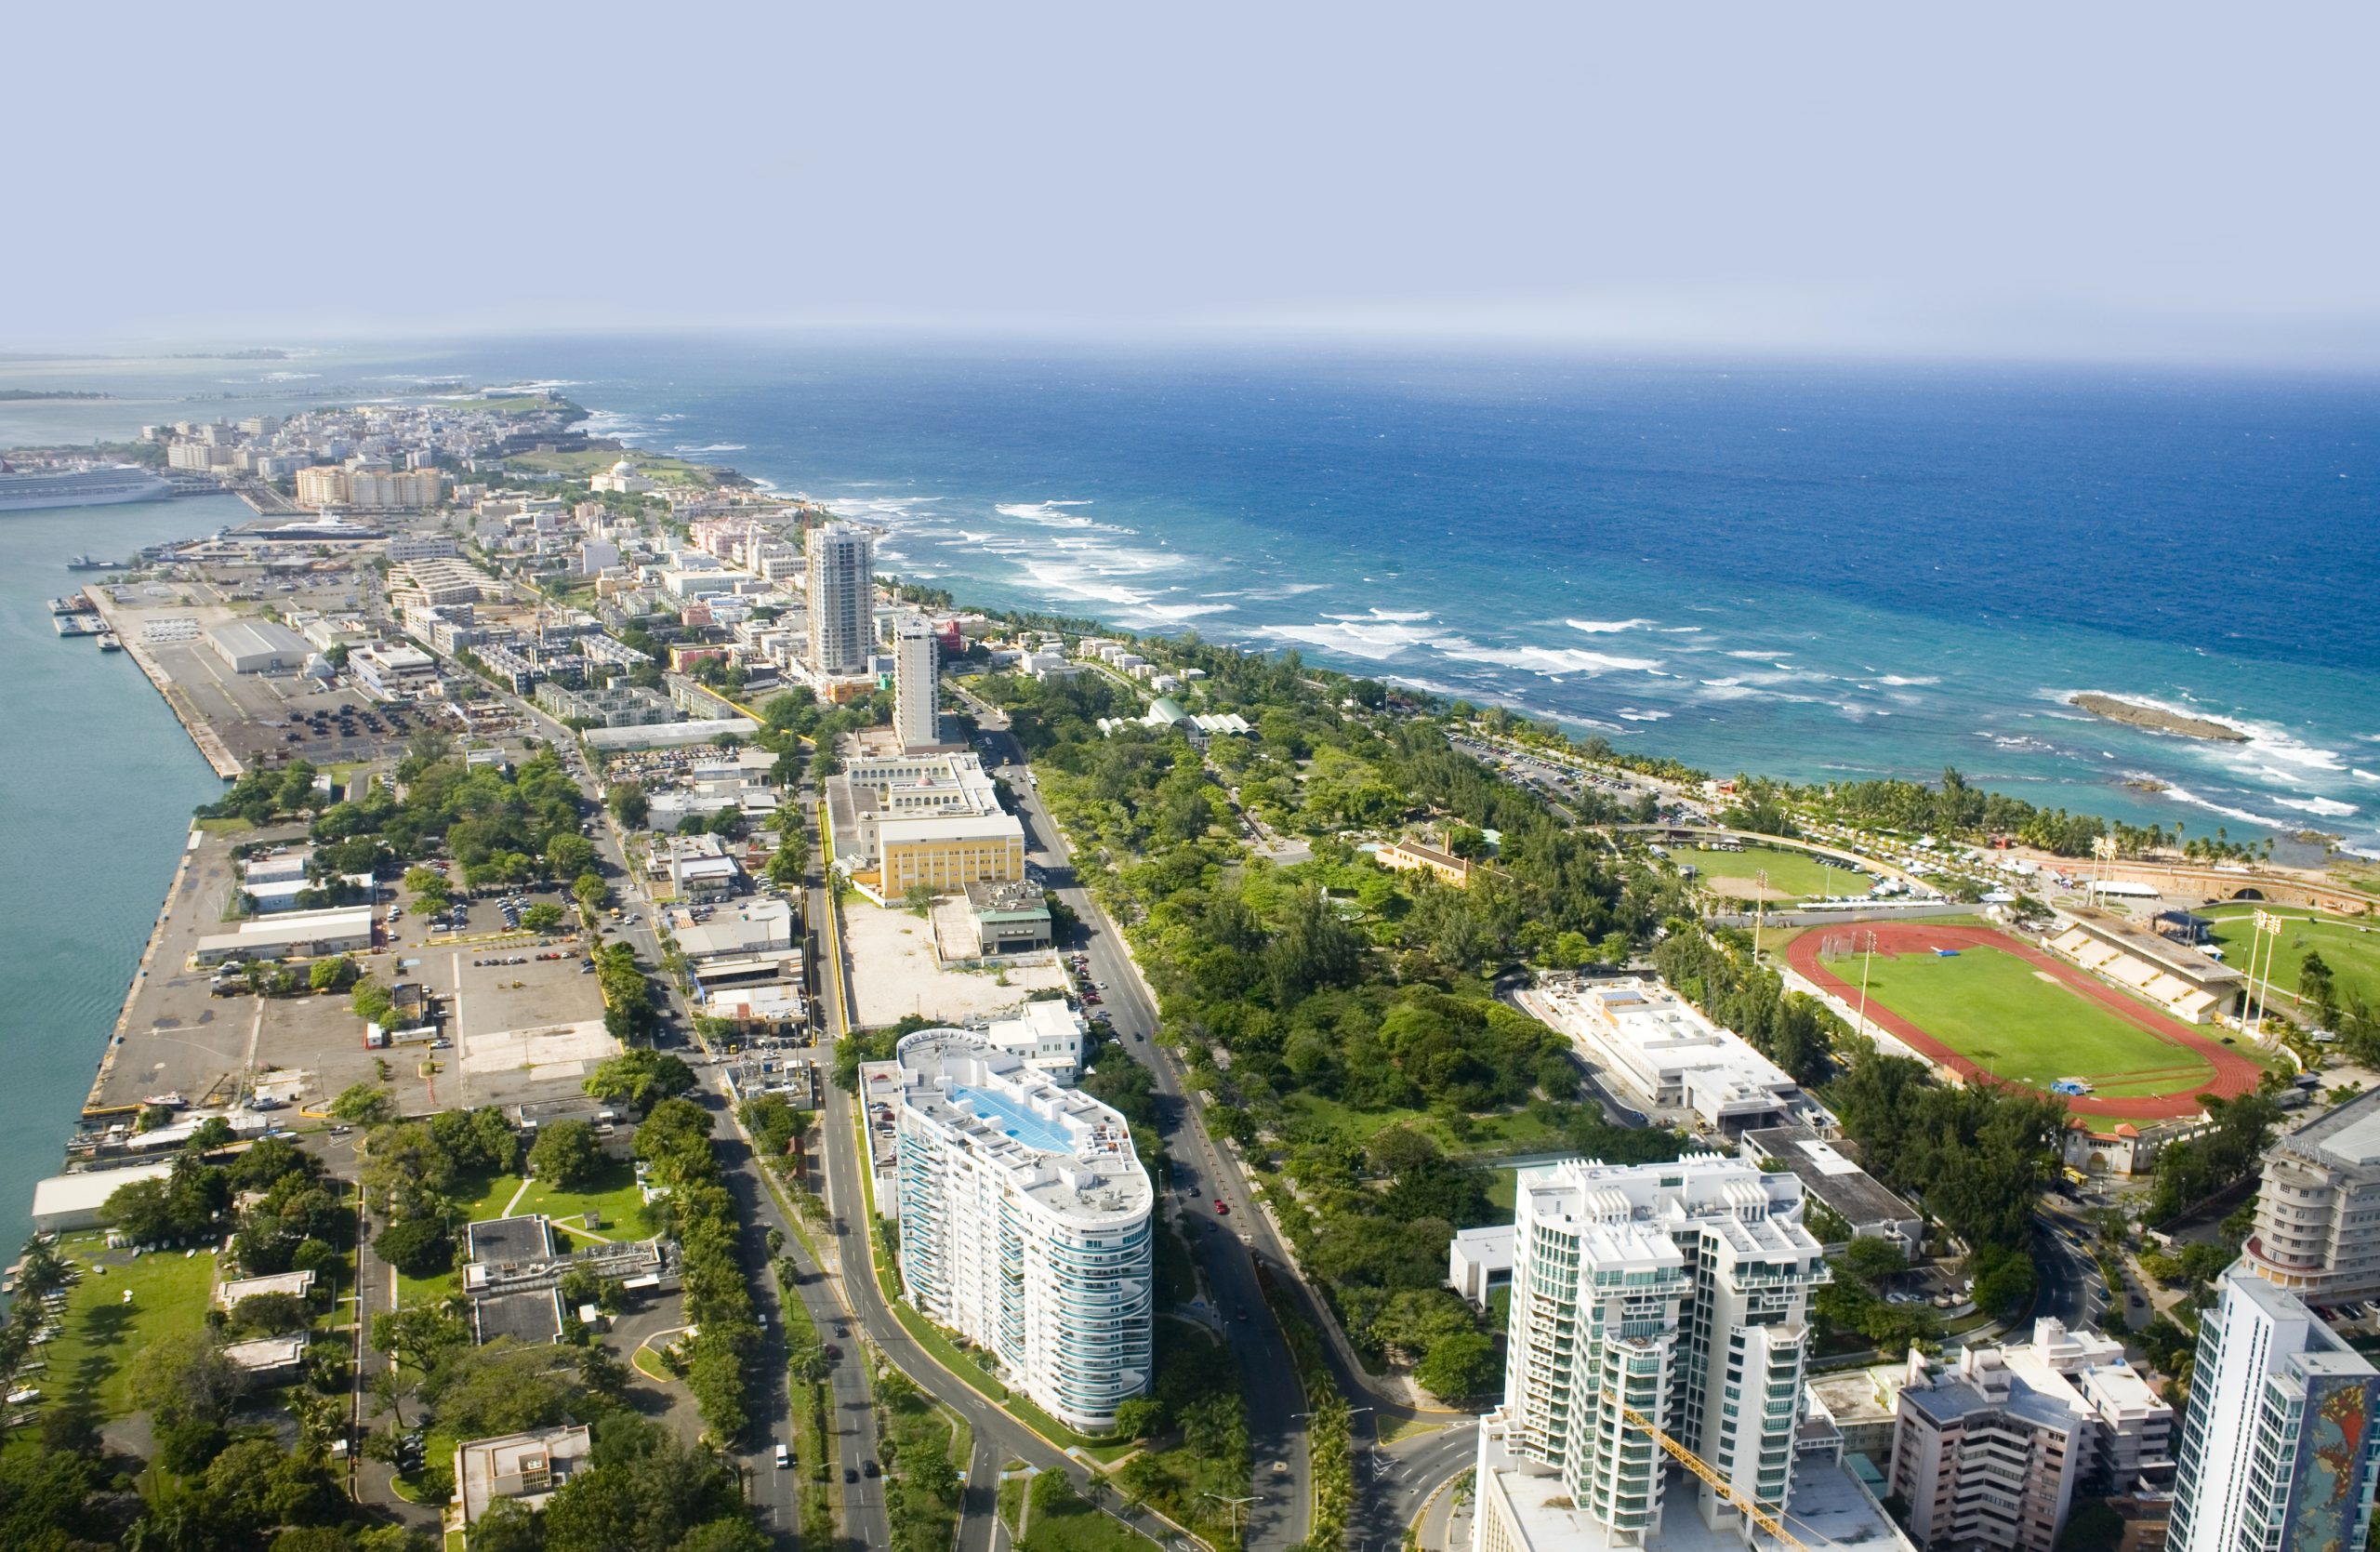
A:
<box><xmin>1199</xmin><ymin>1493</ymin><xmax>1260</xmax><ymax>1538</ymax></box>
<box><xmin>1753</xmin><ymin>869</ymin><xmax>1770</xmax><ymax>959</ymax></box>
<box><xmin>1856</xmin><ymin>929</ymin><xmax>1877</xmax><ymax>1041</ymax></box>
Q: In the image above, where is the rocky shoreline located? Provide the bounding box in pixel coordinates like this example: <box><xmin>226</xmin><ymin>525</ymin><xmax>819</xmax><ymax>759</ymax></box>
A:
<box><xmin>2069</xmin><ymin>692</ymin><xmax>2249</xmax><ymax>743</ymax></box>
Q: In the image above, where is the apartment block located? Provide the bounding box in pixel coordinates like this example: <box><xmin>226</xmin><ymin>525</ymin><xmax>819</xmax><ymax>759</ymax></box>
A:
<box><xmin>1480</xmin><ymin>1155</ymin><xmax>1831</xmax><ymax>1548</ymax></box>
<box><xmin>2170</xmin><ymin>1273</ymin><xmax>2380</xmax><ymax>1552</ymax></box>
<box><xmin>2242</xmin><ymin>1090</ymin><xmax>2380</xmax><ymax>1306</ymax></box>
<box><xmin>891</xmin><ymin>1029</ymin><xmax>1151</xmax><ymax>1434</ymax></box>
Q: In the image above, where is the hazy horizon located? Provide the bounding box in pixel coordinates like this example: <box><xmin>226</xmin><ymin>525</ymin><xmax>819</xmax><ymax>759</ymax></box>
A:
<box><xmin>6</xmin><ymin>3</ymin><xmax>2378</xmax><ymax>366</ymax></box>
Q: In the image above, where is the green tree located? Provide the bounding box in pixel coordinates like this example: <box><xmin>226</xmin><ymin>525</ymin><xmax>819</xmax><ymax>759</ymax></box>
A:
<box><xmin>371</xmin><ymin>1216</ymin><xmax>452</xmax><ymax>1278</ymax></box>
<box><xmin>521</xmin><ymin>902</ymin><xmax>566</xmax><ymax>934</ymax></box>
<box><xmin>584</xmin><ymin>1049</ymin><xmax>697</xmax><ymax>1113</ymax></box>
<box><xmin>1414</xmin><ymin>1330</ymin><xmax>1500</xmax><ymax>1400</ymax></box>
<box><xmin>574</xmin><ymin>871</ymin><xmax>608</xmax><ymax>910</ymax></box>
<box><xmin>545</xmin><ymin>833</ymin><xmax>597</xmax><ymax>880</ymax></box>
<box><xmin>329</xmin><ymin>1082</ymin><xmax>395</xmax><ymax>1125</ymax></box>
<box><xmin>528</xmin><ymin>1119</ymin><xmax>603</xmax><ymax>1190</ymax></box>
<box><xmin>608</xmin><ymin>782</ymin><xmax>650</xmax><ymax>829</ymax></box>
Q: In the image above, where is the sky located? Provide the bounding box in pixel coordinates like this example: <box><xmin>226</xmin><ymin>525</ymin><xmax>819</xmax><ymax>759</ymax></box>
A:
<box><xmin>7</xmin><ymin>1</ymin><xmax>2379</xmax><ymax>365</ymax></box>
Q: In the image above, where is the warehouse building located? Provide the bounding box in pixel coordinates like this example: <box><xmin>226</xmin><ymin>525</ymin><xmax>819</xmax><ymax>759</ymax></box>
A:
<box><xmin>30</xmin><ymin>1161</ymin><xmax>178</xmax><ymax>1233</ymax></box>
<box><xmin>194</xmin><ymin>906</ymin><xmax>375</xmax><ymax>964</ymax></box>
<box><xmin>208</xmin><ymin>618</ymin><xmax>312</xmax><ymax>673</ymax></box>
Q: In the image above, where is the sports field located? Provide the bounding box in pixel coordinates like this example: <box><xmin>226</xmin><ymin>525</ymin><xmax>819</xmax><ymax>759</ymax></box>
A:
<box><xmin>2203</xmin><ymin>906</ymin><xmax>2380</xmax><ymax>1009</ymax></box>
<box><xmin>1697</xmin><ymin>843</ymin><xmax>1865</xmax><ymax>903</ymax></box>
<box><xmin>1789</xmin><ymin>922</ymin><xmax>2263</xmax><ymax>1119</ymax></box>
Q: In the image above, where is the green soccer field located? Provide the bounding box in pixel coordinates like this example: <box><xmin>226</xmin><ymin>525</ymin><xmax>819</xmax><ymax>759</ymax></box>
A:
<box><xmin>1854</xmin><ymin>945</ymin><xmax>2214</xmax><ymax>1094</ymax></box>
<box><xmin>1691</xmin><ymin>843</ymin><xmax>1865</xmax><ymax>902</ymax></box>
<box><xmin>2203</xmin><ymin>907</ymin><xmax>2380</xmax><ymax>1011</ymax></box>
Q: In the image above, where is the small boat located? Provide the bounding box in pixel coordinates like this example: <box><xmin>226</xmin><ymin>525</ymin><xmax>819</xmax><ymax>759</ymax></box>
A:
<box><xmin>142</xmin><ymin>1092</ymin><xmax>186</xmax><ymax>1109</ymax></box>
<box><xmin>98</xmin><ymin>630</ymin><xmax>122</xmax><ymax>653</ymax></box>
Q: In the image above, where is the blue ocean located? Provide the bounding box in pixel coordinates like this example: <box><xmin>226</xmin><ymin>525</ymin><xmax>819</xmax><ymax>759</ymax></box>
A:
<box><xmin>0</xmin><ymin>336</ymin><xmax>2375</xmax><ymax>1241</ymax></box>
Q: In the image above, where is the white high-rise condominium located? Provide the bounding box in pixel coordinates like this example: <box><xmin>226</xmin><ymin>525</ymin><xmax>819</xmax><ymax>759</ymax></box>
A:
<box><xmin>1477</xmin><ymin>1156</ymin><xmax>1831</xmax><ymax>1552</ymax></box>
<box><xmin>2170</xmin><ymin>1272</ymin><xmax>2380</xmax><ymax>1552</ymax></box>
<box><xmin>893</xmin><ymin>615</ymin><xmax>941</xmax><ymax>750</ymax></box>
<box><xmin>805</xmin><ymin>523</ymin><xmax>874</xmax><ymax>677</ymax></box>
<box><xmin>891</xmin><ymin>1029</ymin><xmax>1152</xmax><ymax>1433</ymax></box>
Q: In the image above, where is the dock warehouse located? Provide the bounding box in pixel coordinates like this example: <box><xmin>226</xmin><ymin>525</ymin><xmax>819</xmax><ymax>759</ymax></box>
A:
<box><xmin>208</xmin><ymin>618</ymin><xmax>312</xmax><ymax>673</ymax></box>
<box><xmin>31</xmin><ymin>1161</ymin><xmax>178</xmax><ymax>1233</ymax></box>
<box><xmin>195</xmin><ymin>905</ymin><xmax>375</xmax><ymax>964</ymax></box>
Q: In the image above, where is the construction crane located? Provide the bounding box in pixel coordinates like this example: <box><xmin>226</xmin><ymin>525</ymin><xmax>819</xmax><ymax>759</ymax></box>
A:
<box><xmin>1601</xmin><ymin>1388</ymin><xmax>1812</xmax><ymax>1552</ymax></box>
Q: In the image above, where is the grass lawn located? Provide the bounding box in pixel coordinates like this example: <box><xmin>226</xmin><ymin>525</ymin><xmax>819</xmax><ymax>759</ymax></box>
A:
<box><xmin>506</xmin><ymin>449</ymin><xmax>717</xmax><ymax>485</ymax></box>
<box><xmin>517</xmin><ymin>1157</ymin><xmax>653</xmax><ymax>1237</ymax></box>
<box><xmin>1485</xmin><ymin>1169</ymin><xmax>1517</xmax><ymax>1224</ymax></box>
<box><xmin>1000</xmin><ymin>1471</ymin><xmax>1163</xmax><ymax>1551</ymax></box>
<box><xmin>193</xmin><ymin>816</ymin><xmax>254</xmax><ymax>834</ymax></box>
<box><xmin>1858</xmin><ymin>946</ymin><xmax>2214</xmax><ymax>1093</ymax></box>
<box><xmin>23</xmin><ymin>1234</ymin><xmax>220</xmax><ymax>1421</ymax></box>
<box><xmin>1693</xmin><ymin>843</ymin><xmax>1863</xmax><ymax>902</ymax></box>
<box><xmin>1281</xmin><ymin>1094</ymin><xmax>1563</xmax><ymax>1158</ymax></box>
<box><xmin>2204</xmin><ymin>907</ymin><xmax>2380</xmax><ymax>1010</ymax></box>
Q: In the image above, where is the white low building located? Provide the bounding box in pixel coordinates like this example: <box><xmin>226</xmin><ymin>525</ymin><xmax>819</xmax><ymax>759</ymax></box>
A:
<box><xmin>977</xmin><ymin>999</ymin><xmax>1089</xmax><ymax>1083</ymax></box>
<box><xmin>1528</xmin><ymin>977</ymin><xmax>1812</xmax><ymax>1133</ymax></box>
<box><xmin>30</xmin><ymin>1161</ymin><xmax>178</xmax><ymax>1233</ymax></box>
<box><xmin>891</xmin><ymin>1028</ymin><xmax>1152</xmax><ymax>1434</ymax></box>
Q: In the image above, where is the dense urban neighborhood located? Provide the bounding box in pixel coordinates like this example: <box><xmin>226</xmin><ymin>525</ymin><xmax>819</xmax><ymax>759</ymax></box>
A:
<box><xmin>7</xmin><ymin>390</ymin><xmax>2380</xmax><ymax>1552</ymax></box>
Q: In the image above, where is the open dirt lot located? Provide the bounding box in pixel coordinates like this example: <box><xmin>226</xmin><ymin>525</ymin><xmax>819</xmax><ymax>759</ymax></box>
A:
<box><xmin>842</xmin><ymin>898</ymin><xmax>1067</xmax><ymax>1028</ymax></box>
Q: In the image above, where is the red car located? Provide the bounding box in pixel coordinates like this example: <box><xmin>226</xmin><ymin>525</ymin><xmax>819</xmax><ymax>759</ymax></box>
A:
<box><xmin>1213</xmin><ymin>1200</ymin><xmax>1230</xmax><ymax>1215</ymax></box>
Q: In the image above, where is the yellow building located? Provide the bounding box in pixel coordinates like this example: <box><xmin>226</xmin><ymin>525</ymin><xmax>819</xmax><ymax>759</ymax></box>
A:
<box><xmin>294</xmin><ymin>465</ymin><xmax>348</xmax><ymax>509</ymax></box>
<box><xmin>878</xmin><ymin>813</ymin><xmax>1026</xmax><ymax>895</ymax></box>
<box><xmin>1376</xmin><ymin>838</ymin><xmax>1473</xmax><ymax>887</ymax></box>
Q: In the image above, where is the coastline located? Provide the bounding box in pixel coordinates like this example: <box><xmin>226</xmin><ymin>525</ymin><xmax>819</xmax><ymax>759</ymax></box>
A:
<box><xmin>86</xmin><ymin>585</ymin><xmax>245</xmax><ymax>778</ymax></box>
<box><xmin>81</xmin><ymin>828</ymin><xmax>204</xmax><ymax>1119</ymax></box>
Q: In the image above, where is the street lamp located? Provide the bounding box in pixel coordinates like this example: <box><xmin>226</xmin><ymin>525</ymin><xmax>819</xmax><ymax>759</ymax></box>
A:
<box><xmin>1752</xmin><ymin>869</ymin><xmax>1770</xmax><ymax>958</ymax></box>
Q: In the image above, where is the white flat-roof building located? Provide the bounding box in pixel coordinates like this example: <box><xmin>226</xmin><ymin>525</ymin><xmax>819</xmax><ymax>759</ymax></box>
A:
<box><xmin>209</xmin><ymin>618</ymin><xmax>311</xmax><ymax>673</ymax></box>
<box><xmin>1448</xmin><ymin>1223</ymin><xmax>1515</xmax><ymax>1307</ymax></box>
<box><xmin>2171</xmin><ymin>1273</ymin><xmax>2380</xmax><ymax>1552</ymax></box>
<box><xmin>1483</xmin><ymin>1155</ymin><xmax>1831</xmax><ymax>1549</ymax></box>
<box><xmin>194</xmin><ymin>906</ymin><xmax>375</xmax><ymax>964</ymax></box>
<box><xmin>891</xmin><ymin>1028</ymin><xmax>1152</xmax><ymax>1434</ymax></box>
<box><xmin>30</xmin><ymin>1161</ymin><xmax>178</xmax><ymax>1233</ymax></box>
<box><xmin>351</xmin><ymin>643</ymin><xmax>439</xmax><ymax>698</ymax></box>
<box><xmin>977</xmin><ymin>999</ymin><xmax>1089</xmax><ymax>1083</ymax></box>
<box><xmin>1528</xmin><ymin>978</ymin><xmax>1811</xmax><ymax>1134</ymax></box>
<box><xmin>455</xmin><ymin>1425</ymin><xmax>593</xmax><ymax>1528</ymax></box>
<box><xmin>674</xmin><ymin>896</ymin><xmax>798</xmax><ymax>961</ymax></box>
<box><xmin>843</xmin><ymin>750</ymin><xmax>1003</xmax><ymax>816</ymax></box>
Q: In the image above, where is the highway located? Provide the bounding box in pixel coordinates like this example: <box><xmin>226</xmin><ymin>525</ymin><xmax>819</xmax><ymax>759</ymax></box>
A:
<box><xmin>957</xmin><ymin>692</ymin><xmax>1329</xmax><ymax>1548</ymax></box>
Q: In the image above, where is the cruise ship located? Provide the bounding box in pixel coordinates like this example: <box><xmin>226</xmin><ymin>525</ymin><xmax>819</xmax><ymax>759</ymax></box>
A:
<box><xmin>0</xmin><ymin>461</ymin><xmax>173</xmax><ymax>512</ymax></box>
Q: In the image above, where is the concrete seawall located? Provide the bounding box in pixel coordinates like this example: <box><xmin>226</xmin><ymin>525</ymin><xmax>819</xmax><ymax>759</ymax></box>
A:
<box><xmin>83</xmin><ymin>586</ymin><xmax>244</xmax><ymax>779</ymax></box>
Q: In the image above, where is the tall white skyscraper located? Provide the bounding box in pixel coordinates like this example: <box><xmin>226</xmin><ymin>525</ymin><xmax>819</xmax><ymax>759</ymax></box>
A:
<box><xmin>1476</xmin><ymin>1156</ymin><xmax>1831</xmax><ymax>1552</ymax></box>
<box><xmin>2170</xmin><ymin>1272</ymin><xmax>2380</xmax><ymax>1552</ymax></box>
<box><xmin>893</xmin><ymin>614</ymin><xmax>942</xmax><ymax>750</ymax></box>
<box><xmin>804</xmin><ymin>522</ymin><xmax>874</xmax><ymax>677</ymax></box>
<box><xmin>891</xmin><ymin>1029</ymin><xmax>1152</xmax><ymax>1434</ymax></box>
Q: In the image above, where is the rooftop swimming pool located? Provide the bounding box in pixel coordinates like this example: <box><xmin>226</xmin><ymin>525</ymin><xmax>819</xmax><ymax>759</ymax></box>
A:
<box><xmin>950</xmin><ymin>1083</ymin><xmax>1074</xmax><ymax>1154</ymax></box>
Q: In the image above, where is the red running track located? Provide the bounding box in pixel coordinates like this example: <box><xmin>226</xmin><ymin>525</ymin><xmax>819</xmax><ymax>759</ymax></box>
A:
<box><xmin>1785</xmin><ymin>922</ymin><xmax>2262</xmax><ymax>1119</ymax></box>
